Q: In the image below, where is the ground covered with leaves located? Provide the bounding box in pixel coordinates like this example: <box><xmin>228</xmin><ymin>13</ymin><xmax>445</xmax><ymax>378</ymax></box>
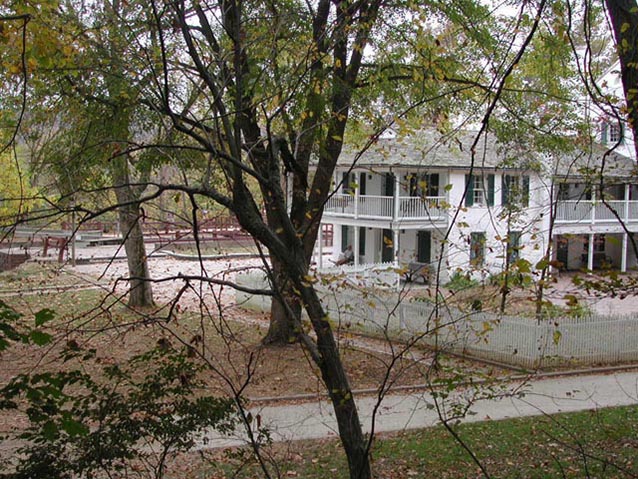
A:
<box><xmin>4</xmin><ymin>261</ymin><xmax>633</xmax><ymax>479</ymax></box>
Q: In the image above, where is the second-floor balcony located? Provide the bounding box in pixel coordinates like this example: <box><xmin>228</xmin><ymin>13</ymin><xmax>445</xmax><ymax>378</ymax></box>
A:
<box><xmin>555</xmin><ymin>200</ymin><xmax>638</xmax><ymax>225</ymax></box>
<box><xmin>325</xmin><ymin>194</ymin><xmax>447</xmax><ymax>222</ymax></box>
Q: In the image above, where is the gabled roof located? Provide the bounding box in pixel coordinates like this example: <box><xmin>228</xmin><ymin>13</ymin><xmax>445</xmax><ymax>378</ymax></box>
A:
<box><xmin>553</xmin><ymin>142</ymin><xmax>637</xmax><ymax>180</ymax></box>
<box><xmin>338</xmin><ymin>128</ymin><xmax>636</xmax><ymax>178</ymax></box>
<box><xmin>339</xmin><ymin>129</ymin><xmax>538</xmax><ymax>170</ymax></box>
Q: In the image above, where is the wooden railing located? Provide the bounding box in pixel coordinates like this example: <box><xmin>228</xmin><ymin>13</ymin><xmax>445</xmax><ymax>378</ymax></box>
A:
<box><xmin>324</xmin><ymin>194</ymin><xmax>446</xmax><ymax>221</ymax></box>
<box><xmin>555</xmin><ymin>200</ymin><xmax>638</xmax><ymax>224</ymax></box>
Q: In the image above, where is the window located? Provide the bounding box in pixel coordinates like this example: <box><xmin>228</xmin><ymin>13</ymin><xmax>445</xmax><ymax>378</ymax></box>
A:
<box><xmin>472</xmin><ymin>175</ymin><xmax>485</xmax><ymax>205</ymax></box>
<box><xmin>507</xmin><ymin>231</ymin><xmax>521</xmax><ymax>264</ymax></box>
<box><xmin>584</xmin><ymin>234</ymin><xmax>605</xmax><ymax>253</ymax></box>
<box><xmin>465</xmin><ymin>174</ymin><xmax>494</xmax><ymax>206</ymax></box>
<box><xmin>609</xmin><ymin>124</ymin><xmax>622</xmax><ymax>143</ymax></box>
<box><xmin>341</xmin><ymin>172</ymin><xmax>356</xmax><ymax>195</ymax></box>
<box><xmin>557</xmin><ymin>183</ymin><xmax>570</xmax><ymax>200</ymax></box>
<box><xmin>409</xmin><ymin>173</ymin><xmax>440</xmax><ymax>198</ymax></box>
<box><xmin>601</xmin><ymin>121</ymin><xmax>624</xmax><ymax>144</ymax></box>
<box><xmin>470</xmin><ymin>232</ymin><xmax>486</xmax><ymax>267</ymax></box>
<box><xmin>502</xmin><ymin>175</ymin><xmax>530</xmax><ymax>207</ymax></box>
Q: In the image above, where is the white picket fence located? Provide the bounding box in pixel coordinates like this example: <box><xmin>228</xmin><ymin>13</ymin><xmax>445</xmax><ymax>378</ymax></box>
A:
<box><xmin>235</xmin><ymin>271</ymin><xmax>638</xmax><ymax>369</ymax></box>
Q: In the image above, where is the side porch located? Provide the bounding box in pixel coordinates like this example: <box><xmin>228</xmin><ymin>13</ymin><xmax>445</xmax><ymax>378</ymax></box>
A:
<box><xmin>553</xmin><ymin>232</ymin><xmax>638</xmax><ymax>272</ymax></box>
<box><xmin>314</xmin><ymin>221</ymin><xmax>449</xmax><ymax>283</ymax></box>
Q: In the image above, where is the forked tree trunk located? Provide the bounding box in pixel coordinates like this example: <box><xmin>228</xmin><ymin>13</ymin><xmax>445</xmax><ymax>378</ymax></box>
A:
<box><xmin>263</xmin><ymin>259</ymin><xmax>301</xmax><ymax>345</ymax></box>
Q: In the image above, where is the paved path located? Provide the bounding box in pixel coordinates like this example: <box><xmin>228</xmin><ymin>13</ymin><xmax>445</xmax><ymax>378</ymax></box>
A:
<box><xmin>198</xmin><ymin>370</ymin><xmax>638</xmax><ymax>449</ymax></box>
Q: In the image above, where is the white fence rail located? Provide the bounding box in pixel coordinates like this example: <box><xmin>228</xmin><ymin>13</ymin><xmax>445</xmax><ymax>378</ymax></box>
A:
<box><xmin>235</xmin><ymin>272</ymin><xmax>638</xmax><ymax>368</ymax></box>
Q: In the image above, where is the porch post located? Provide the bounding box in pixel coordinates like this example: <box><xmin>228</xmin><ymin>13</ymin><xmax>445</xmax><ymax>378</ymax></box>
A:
<box><xmin>587</xmin><ymin>233</ymin><xmax>594</xmax><ymax>272</ymax></box>
<box><xmin>353</xmin><ymin>226</ymin><xmax>360</xmax><ymax>268</ymax></box>
<box><xmin>625</xmin><ymin>184</ymin><xmax>630</xmax><ymax>221</ymax></box>
<box><xmin>354</xmin><ymin>176</ymin><xmax>359</xmax><ymax>219</ymax></box>
<box><xmin>591</xmin><ymin>188</ymin><xmax>596</xmax><ymax>224</ymax></box>
<box><xmin>393</xmin><ymin>172</ymin><xmax>400</xmax><ymax>221</ymax></box>
<box><xmin>393</xmin><ymin>227</ymin><xmax>400</xmax><ymax>290</ymax></box>
<box><xmin>318</xmin><ymin>224</ymin><xmax>324</xmax><ymax>268</ymax></box>
<box><xmin>622</xmin><ymin>233</ymin><xmax>628</xmax><ymax>273</ymax></box>
<box><xmin>393</xmin><ymin>173</ymin><xmax>401</xmax><ymax>289</ymax></box>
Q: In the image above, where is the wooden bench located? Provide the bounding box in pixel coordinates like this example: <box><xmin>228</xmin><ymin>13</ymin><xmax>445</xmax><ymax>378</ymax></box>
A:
<box><xmin>42</xmin><ymin>236</ymin><xmax>69</xmax><ymax>263</ymax></box>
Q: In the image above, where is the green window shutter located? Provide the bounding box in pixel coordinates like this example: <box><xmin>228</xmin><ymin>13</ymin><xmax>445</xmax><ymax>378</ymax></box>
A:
<box><xmin>502</xmin><ymin>175</ymin><xmax>510</xmax><ymax>206</ymax></box>
<box><xmin>601</xmin><ymin>123</ymin><xmax>608</xmax><ymax>143</ymax></box>
<box><xmin>522</xmin><ymin>176</ymin><xmax>530</xmax><ymax>207</ymax></box>
<box><xmin>508</xmin><ymin>231</ymin><xmax>521</xmax><ymax>263</ymax></box>
<box><xmin>487</xmin><ymin>174</ymin><xmax>495</xmax><ymax>206</ymax></box>
<box><xmin>417</xmin><ymin>231</ymin><xmax>431</xmax><ymax>263</ymax></box>
<box><xmin>359</xmin><ymin>227</ymin><xmax>366</xmax><ymax>255</ymax></box>
<box><xmin>428</xmin><ymin>173</ymin><xmax>440</xmax><ymax>196</ymax></box>
<box><xmin>359</xmin><ymin>172</ymin><xmax>367</xmax><ymax>195</ymax></box>
<box><xmin>465</xmin><ymin>174</ymin><xmax>474</xmax><ymax>206</ymax></box>
<box><xmin>341</xmin><ymin>225</ymin><xmax>349</xmax><ymax>251</ymax></box>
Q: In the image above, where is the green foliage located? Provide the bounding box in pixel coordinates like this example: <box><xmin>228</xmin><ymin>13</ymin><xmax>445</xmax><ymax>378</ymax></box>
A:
<box><xmin>488</xmin><ymin>268</ymin><xmax>533</xmax><ymax>289</ymax></box>
<box><xmin>0</xmin><ymin>341</ymin><xmax>238</xmax><ymax>479</ymax></box>
<box><xmin>445</xmin><ymin>271</ymin><xmax>479</xmax><ymax>292</ymax></box>
<box><xmin>0</xmin><ymin>300</ymin><xmax>53</xmax><ymax>351</ymax></box>
<box><xmin>0</xmin><ymin>300</ymin><xmax>27</xmax><ymax>351</ymax></box>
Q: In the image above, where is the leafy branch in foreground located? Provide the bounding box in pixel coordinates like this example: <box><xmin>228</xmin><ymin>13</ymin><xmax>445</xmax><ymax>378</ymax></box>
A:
<box><xmin>0</xmin><ymin>316</ymin><xmax>239</xmax><ymax>479</ymax></box>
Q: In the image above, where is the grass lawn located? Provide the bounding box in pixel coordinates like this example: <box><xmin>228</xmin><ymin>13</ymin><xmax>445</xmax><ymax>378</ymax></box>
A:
<box><xmin>197</xmin><ymin>405</ymin><xmax>638</xmax><ymax>479</ymax></box>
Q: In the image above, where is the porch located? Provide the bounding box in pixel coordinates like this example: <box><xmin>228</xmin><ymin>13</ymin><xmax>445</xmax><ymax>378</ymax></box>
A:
<box><xmin>324</xmin><ymin>193</ymin><xmax>448</xmax><ymax>224</ymax></box>
<box><xmin>314</xmin><ymin>224</ymin><xmax>446</xmax><ymax>283</ymax></box>
<box><xmin>553</xmin><ymin>232</ymin><xmax>638</xmax><ymax>272</ymax></box>
<box><xmin>555</xmin><ymin>200</ymin><xmax>638</xmax><ymax>226</ymax></box>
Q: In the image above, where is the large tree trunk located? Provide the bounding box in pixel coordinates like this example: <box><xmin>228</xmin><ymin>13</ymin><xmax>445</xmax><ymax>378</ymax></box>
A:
<box><xmin>111</xmin><ymin>156</ymin><xmax>154</xmax><ymax>309</ymax></box>
<box><xmin>117</xmin><ymin>200</ymin><xmax>154</xmax><ymax>308</ymax></box>
<box><xmin>605</xmin><ymin>0</ymin><xmax>638</xmax><ymax>159</ymax></box>
<box><xmin>263</xmin><ymin>258</ymin><xmax>301</xmax><ymax>345</ymax></box>
<box><xmin>299</xmin><ymin>283</ymin><xmax>371</xmax><ymax>479</ymax></box>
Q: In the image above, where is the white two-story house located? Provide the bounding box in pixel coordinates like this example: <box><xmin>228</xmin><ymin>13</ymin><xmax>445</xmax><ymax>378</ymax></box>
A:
<box><xmin>316</xmin><ymin>129</ymin><xmax>638</xmax><ymax>282</ymax></box>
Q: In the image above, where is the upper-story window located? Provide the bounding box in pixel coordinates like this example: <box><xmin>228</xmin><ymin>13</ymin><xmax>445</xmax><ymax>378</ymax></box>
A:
<box><xmin>472</xmin><ymin>175</ymin><xmax>485</xmax><ymax>205</ymax></box>
<box><xmin>609</xmin><ymin>124</ymin><xmax>622</xmax><ymax>143</ymax></box>
<box><xmin>601</xmin><ymin>121</ymin><xmax>624</xmax><ymax>144</ymax></box>
<box><xmin>465</xmin><ymin>174</ymin><xmax>494</xmax><ymax>207</ymax></box>
<box><xmin>408</xmin><ymin>173</ymin><xmax>440</xmax><ymax>198</ymax></box>
<box><xmin>502</xmin><ymin>175</ymin><xmax>530</xmax><ymax>207</ymax></box>
<box><xmin>341</xmin><ymin>172</ymin><xmax>357</xmax><ymax>195</ymax></box>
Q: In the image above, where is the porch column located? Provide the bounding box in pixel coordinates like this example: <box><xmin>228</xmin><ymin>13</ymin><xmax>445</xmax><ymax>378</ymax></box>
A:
<box><xmin>591</xmin><ymin>188</ymin><xmax>596</xmax><ymax>224</ymax></box>
<box><xmin>625</xmin><ymin>184</ymin><xmax>630</xmax><ymax>221</ymax></box>
<box><xmin>393</xmin><ymin>173</ymin><xmax>400</xmax><ymax>221</ymax></box>
<box><xmin>354</xmin><ymin>178</ymin><xmax>359</xmax><ymax>219</ymax></box>
<box><xmin>392</xmin><ymin>228</ymin><xmax>399</xmax><ymax>267</ymax></box>
<box><xmin>587</xmin><ymin>233</ymin><xmax>594</xmax><ymax>272</ymax></box>
<box><xmin>353</xmin><ymin>226</ymin><xmax>360</xmax><ymax>268</ymax></box>
<box><xmin>318</xmin><ymin>225</ymin><xmax>324</xmax><ymax>268</ymax></box>
<box><xmin>622</xmin><ymin>233</ymin><xmax>628</xmax><ymax>273</ymax></box>
<box><xmin>393</xmin><ymin>227</ymin><xmax>400</xmax><ymax>290</ymax></box>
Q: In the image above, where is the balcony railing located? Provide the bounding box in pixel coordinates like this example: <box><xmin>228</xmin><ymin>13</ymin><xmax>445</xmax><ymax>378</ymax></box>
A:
<box><xmin>555</xmin><ymin>200</ymin><xmax>638</xmax><ymax>224</ymax></box>
<box><xmin>325</xmin><ymin>194</ymin><xmax>446</xmax><ymax>222</ymax></box>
